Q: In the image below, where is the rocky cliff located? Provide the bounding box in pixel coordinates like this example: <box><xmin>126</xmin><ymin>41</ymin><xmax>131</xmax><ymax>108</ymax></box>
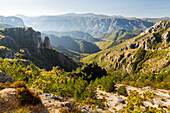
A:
<box><xmin>0</xmin><ymin>27</ymin><xmax>78</xmax><ymax>71</ymax></box>
<box><xmin>0</xmin><ymin>27</ymin><xmax>51</xmax><ymax>51</ymax></box>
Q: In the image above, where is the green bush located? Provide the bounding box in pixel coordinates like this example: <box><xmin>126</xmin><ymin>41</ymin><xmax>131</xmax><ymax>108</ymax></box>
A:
<box><xmin>13</xmin><ymin>108</ymin><xmax>30</xmax><ymax>113</ymax></box>
<box><xmin>59</xmin><ymin>107</ymin><xmax>70</xmax><ymax>113</ymax></box>
<box><xmin>117</xmin><ymin>85</ymin><xmax>128</xmax><ymax>96</ymax></box>
<box><xmin>12</xmin><ymin>81</ymin><xmax>27</xmax><ymax>88</ymax></box>
<box><xmin>16</xmin><ymin>87</ymin><xmax>41</xmax><ymax>106</ymax></box>
<box><xmin>101</xmin><ymin>76</ymin><xmax>115</xmax><ymax>92</ymax></box>
<box><xmin>0</xmin><ymin>83</ymin><xmax>4</xmax><ymax>90</ymax></box>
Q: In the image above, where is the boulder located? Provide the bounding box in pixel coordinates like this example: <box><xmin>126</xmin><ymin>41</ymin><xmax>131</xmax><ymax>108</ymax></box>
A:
<box><xmin>65</xmin><ymin>102</ymin><xmax>71</xmax><ymax>108</ymax></box>
<box><xmin>117</xmin><ymin>99</ymin><xmax>126</xmax><ymax>104</ymax></box>
<box><xmin>51</xmin><ymin>95</ymin><xmax>60</xmax><ymax>100</ymax></box>
<box><xmin>0</xmin><ymin>72</ymin><xmax>15</xmax><ymax>83</ymax></box>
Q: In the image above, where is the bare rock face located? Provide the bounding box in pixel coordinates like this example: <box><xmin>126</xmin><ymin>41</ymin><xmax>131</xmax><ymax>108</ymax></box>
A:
<box><xmin>126</xmin><ymin>63</ymin><xmax>133</xmax><ymax>75</ymax></box>
<box><xmin>32</xmin><ymin>31</ymin><xmax>44</xmax><ymax>49</ymax></box>
<box><xmin>32</xmin><ymin>31</ymin><xmax>51</xmax><ymax>49</ymax></box>
<box><xmin>0</xmin><ymin>72</ymin><xmax>15</xmax><ymax>83</ymax></box>
<box><xmin>1</xmin><ymin>27</ymin><xmax>50</xmax><ymax>50</ymax></box>
<box><xmin>162</xmin><ymin>29</ymin><xmax>170</xmax><ymax>46</ymax></box>
<box><xmin>43</xmin><ymin>37</ymin><xmax>51</xmax><ymax>49</ymax></box>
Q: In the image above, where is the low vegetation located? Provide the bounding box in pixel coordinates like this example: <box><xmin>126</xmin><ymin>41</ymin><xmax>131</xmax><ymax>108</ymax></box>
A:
<box><xmin>119</xmin><ymin>90</ymin><xmax>169</xmax><ymax>112</ymax></box>
<box><xmin>117</xmin><ymin>85</ymin><xmax>128</xmax><ymax>96</ymax></box>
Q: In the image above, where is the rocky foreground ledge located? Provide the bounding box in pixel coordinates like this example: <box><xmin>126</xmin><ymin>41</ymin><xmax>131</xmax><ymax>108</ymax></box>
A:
<box><xmin>0</xmin><ymin>84</ymin><xmax>169</xmax><ymax>113</ymax></box>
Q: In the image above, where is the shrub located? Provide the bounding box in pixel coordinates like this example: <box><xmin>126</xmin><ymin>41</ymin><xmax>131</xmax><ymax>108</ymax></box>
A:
<box><xmin>101</xmin><ymin>76</ymin><xmax>115</xmax><ymax>92</ymax></box>
<box><xmin>0</xmin><ymin>83</ymin><xmax>4</xmax><ymax>90</ymax></box>
<box><xmin>13</xmin><ymin>108</ymin><xmax>30</xmax><ymax>113</ymax></box>
<box><xmin>16</xmin><ymin>87</ymin><xmax>41</xmax><ymax>106</ymax></box>
<box><xmin>12</xmin><ymin>81</ymin><xmax>27</xmax><ymax>88</ymax></box>
<box><xmin>59</xmin><ymin>107</ymin><xmax>70</xmax><ymax>113</ymax></box>
<box><xmin>4</xmin><ymin>81</ymin><xmax>11</xmax><ymax>88</ymax></box>
<box><xmin>81</xmin><ymin>62</ymin><xmax>107</xmax><ymax>82</ymax></box>
<box><xmin>95</xmin><ymin>99</ymin><xmax>105</xmax><ymax>109</ymax></box>
<box><xmin>117</xmin><ymin>85</ymin><xmax>128</xmax><ymax>96</ymax></box>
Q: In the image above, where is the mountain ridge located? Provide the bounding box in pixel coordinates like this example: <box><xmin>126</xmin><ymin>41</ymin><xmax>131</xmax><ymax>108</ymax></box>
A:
<box><xmin>83</xmin><ymin>20</ymin><xmax>170</xmax><ymax>75</ymax></box>
<box><xmin>44</xmin><ymin>34</ymin><xmax>101</xmax><ymax>54</ymax></box>
<box><xmin>16</xmin><ymin>14</ymin><xmax>155</xmax><ymax>35</ymax></box>
<box><xmin>0</xmin><ymin>16</ymin><xmax>26</xmax><ymax>27</ymax></box>
<box><xmin>0</xmin><ymin>27</ymin><xmax>78</xmax><ymax>71</ymax></box>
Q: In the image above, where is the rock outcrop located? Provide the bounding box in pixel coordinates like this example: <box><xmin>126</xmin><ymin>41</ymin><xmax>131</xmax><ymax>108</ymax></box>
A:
<box><xmin>32</xmin><ymin>31</ymin><xmax>44</xmax><ymax>49</ymax></box>
<box><xmin>0</xmin><ymin>27</ymin><xmax>50</xmax><ymax>51</ymax></box>
<box><xmin>162</xmin><ymin>29</ymin><xmax>170</xmax><ymax>46</ymax></box>
<box><xmin>0</xmin><ymin>27</ymin><xmax>78</xmax><ymax>71</ymax></box>
<box><xmin>0</xmin><ymin>72</ymin><xmax>15</xmax><ymax>83</ymax></box>
<box><xmin>43</xmin><ymin>37</ymin><xmax>51</xmax><ymax>49</ymax></box>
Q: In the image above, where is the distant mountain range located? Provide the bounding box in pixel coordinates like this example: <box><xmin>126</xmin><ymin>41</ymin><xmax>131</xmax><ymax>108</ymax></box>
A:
<box><xmin>16</xmin><ymin>13</ymin><xmax>170</xmax><ymax>35</ymax></box>
<box><xmin>0</xmin><ymin>16</ymin><xmax>26</xmax><ymax>27</ymax></box>
<box><xmin>43</xmin><ymin>31</ymin><xmax>101</xmax><ymax>42</ymax></box>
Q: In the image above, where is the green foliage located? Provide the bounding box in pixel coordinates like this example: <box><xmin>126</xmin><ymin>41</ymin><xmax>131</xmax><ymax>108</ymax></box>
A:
<box><xmin>73</xmin><ymin>77</ymin><xmax>88</xmax><ymax>100</ymax></box>
<box><xmin>0</xmin><ymin>83</ymin><xmax>4</xmax><ymax>90</ymax></box>
<box><xmin>31</xmin><ymin>63</ymin><xmax>103</xmax><ymax>100</ymax></box>
<box><xmin>121</xmin><ymin>90</ymin><xmax>167</xmax><ymax>112</ymax></box>
<box><xmin>81</xmin><ymin>98</ymin><xmax>105</xmax><ymax>109</ymax></box>
<box><xmin>0</xmin><ymin>57</ymin><xmax>40</xmax><ymax>83</ymax></box>
<box><xmin>95</xmin><ymin>75</ymin><xmax>115</xmax><ymax>92</ymax></box>
<box><xmin>12</xmin><ymin>81</ymin><xmax>27</xmax><ymax>88</ymax></box>
<box><xmin>132</xmin><ymin>48</ymin><xmax>146</xmax><ymax>72</ymax></box>
<box><xmin>12</xmin><ymin>108</ymin><xmax>31</xmax><ymax>113</ymax></box>
<box><xmin>117</xmin><ymin>85</ymin><xmax>128</xmax><ymax>96</ymax></box>
<box><xmin>101</xmin><ymin>76</ymin><xmax>115</xmax><ymax>92</ymax></box>
<box><xmin>143</xmin><ymin>91</ymin><xmax>156</xmax><ymax>100</ymax></box>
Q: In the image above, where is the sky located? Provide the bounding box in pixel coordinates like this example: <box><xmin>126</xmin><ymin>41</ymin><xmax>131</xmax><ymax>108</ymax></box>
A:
<box><xmin>0</xmin><ymin>0</ymin><xmax>170</xmax><ymax>18</ymax></box>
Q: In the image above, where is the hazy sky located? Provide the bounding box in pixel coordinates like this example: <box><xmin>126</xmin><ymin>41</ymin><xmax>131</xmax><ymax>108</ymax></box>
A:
<box><xmin>0</xmin><ymin>0</ymin><xmax>169</xmax><ymax>17</ymax></box>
